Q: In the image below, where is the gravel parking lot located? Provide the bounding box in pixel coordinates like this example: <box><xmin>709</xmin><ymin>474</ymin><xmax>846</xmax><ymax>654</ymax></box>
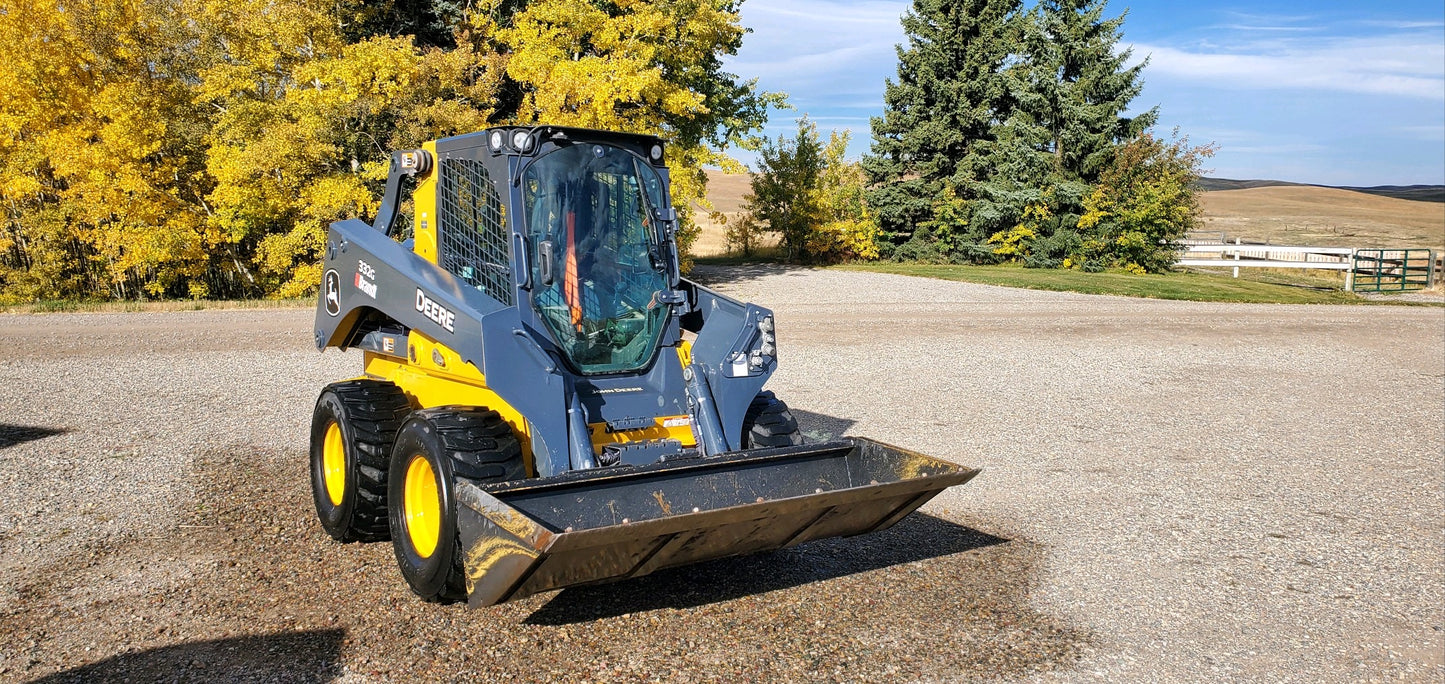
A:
<box><xmin>1</xmin><ymin>266</ymin><xmax>1441</xmax><ymax>682</ymax></box>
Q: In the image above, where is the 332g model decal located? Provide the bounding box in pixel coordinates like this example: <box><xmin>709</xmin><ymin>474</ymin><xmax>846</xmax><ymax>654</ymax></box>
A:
<box><xmin>354</xmin><ymin>259</ymin><xmax>378</xmax><ymax>299</ymax></box>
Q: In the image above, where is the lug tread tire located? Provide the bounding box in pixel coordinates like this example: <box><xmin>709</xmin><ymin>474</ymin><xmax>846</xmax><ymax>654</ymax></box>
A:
<box><xmin>429</xmin><ymin>408</ymin><xmax>527</xmax><ymax>483</ymax></box>
<box><xmin>311</xmin><ymin>379</ymin><xmax>411</xmax><ymax>543</ymax></box>
<box><xmin>390</xmin><ymin>407</ymin><xmax>525</xmax><ymax>604</ymax></box>
<box><xmin>742</xmin><ymin>390</ymin><xmax>804</xmax><ymax>449</ymax></box>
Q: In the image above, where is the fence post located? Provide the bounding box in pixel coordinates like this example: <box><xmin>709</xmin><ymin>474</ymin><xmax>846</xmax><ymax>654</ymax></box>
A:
<box><xmin>1233</xmin><ymin>237</ymin><xmax>1240</xmax><ymax>278</ymax></box>
<box><xmin>1345</xmin><ymin>250</ymin><xmax>1355</xmax><ymax>291</ymax></box>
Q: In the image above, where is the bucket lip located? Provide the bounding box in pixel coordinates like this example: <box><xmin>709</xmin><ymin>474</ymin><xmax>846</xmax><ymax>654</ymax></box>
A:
<box><xmin>477</xmin><ymin>439</ymin><xmax>860</xmax><ymax>495</ymax></box>
<box><xmin>474</xmin><ymin>436</ymin><xmax>975</xmax><ymax>497</ymax></box>
<box><xmin>455</xmin><ymin>437</ymin><xmax>982</xmax><ymax>606</ymax></box>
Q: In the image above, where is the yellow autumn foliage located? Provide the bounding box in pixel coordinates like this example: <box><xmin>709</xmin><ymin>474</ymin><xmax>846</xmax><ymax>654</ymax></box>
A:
<box><xmin>0</xmin><ymin>0</ymin><xmax>211</xmax><ymax>300</ymax></box>
<box><xmin>988</xmin><ymin>202</ymin><xmax>1047</xmax><ymax>260</ymax></box>
<box><xmin>808</xmin><ymin>131</ymin><xmax>879</xmax><ymax>262</ymax></box>
<box><xmin>0</xmin><ymin>0</ymin><xmax>773</xmax><ymax>301</ymax></box>
<box><xmin>499</xmin><ymin>0</ymin><xmax>768</xmax><ymax>265</ymax></box>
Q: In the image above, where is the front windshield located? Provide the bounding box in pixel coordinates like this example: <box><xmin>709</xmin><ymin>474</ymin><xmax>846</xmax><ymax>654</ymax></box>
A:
<box><xmin>523</xmin><ymin>143</ymin><xmax>670</xmax><ymax>375</ymax></box>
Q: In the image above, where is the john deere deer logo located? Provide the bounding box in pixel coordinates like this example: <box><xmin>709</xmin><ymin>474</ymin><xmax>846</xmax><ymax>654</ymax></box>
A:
<box><xmin>324</xmin><ymin>269</ymin><xmax>341</xmax><ymax>316</ymax></box>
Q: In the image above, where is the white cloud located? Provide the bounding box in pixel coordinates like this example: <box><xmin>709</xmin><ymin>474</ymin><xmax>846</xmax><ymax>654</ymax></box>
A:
<box><xmin>1221</xmin><ymin>11</ymin><xmax>1320</xmax><ymax>24</ymax></box>
<box><xmin>1397</xmin><ymin>125</ymin><xmax>1445</xmax><ymax>141</ymax></box>
<box><xmin>1132</xmin><ymin>33</ymin><xmax>1445</xmax><ymax>100</ymax></box>
<box><xmin>728</xmin><ymin>0</ymin><xmax>908</xmax><ymax>97</ymax></box>
<box><xmin>723</xmin><ymin>0</ymin><xmax>910</xmax><ymax>162</ymax></box>
<box><xmin>1214</xmin><ymin>24</ymin><xmax>1321</xmax><ymax>32</ymax></box>
<box><xmin>1357</xmin><ymin>20</ymin><xmax>1445</xmax><ymax>30</ymax></box>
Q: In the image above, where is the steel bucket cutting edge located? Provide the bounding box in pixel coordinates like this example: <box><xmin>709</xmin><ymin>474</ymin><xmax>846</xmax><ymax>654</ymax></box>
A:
<box><xmin>455</xmin><ymin>437</ymin><xmax>980</xmax><ymax>607</ymax></box>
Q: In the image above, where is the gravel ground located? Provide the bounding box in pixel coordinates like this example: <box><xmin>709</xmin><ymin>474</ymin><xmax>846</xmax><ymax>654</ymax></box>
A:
<box><xmin>0</xmin><ymin>266</ymin><xmax>1440</xmax><ymax>682</ymax></box>
<box><xmin>1358</xmin><ymin>290</ymin><xmax>1445</xmax><ymax>304</ymax></box>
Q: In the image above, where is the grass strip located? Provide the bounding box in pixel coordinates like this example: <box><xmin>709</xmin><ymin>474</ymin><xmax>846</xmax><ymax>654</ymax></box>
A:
<box><xmin>1</xmin><ymin>298</ymin><xmax>313</xmax><ymax>314</ymax></box>
<box><xmin>840</xmin><ymin>263</ymin><xmax>1441</xmax><ymax>305</ymax></box>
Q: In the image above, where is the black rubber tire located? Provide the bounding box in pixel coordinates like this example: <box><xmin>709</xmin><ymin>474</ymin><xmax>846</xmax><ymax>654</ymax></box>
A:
<box><xmin>309</xmin><ymin>379</ymin><xmax>411</xmax><ymax>543</ymax></box>
<box><xmin>388</xmin><ymin>407</ymin><xmax>524</xmax><ymax>603</ymax></box>
<box><xmin>741</xmin><ymin>390</ymin><xmax>804</xmax><ymax>449</ymax></box>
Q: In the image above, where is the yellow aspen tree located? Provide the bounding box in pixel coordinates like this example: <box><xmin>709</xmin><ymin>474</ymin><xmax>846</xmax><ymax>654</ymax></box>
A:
<box><xmin>499</xmin><ymin>0</ymin><xmax>778</xmax><ymax>266</ymax></box>
<box><xmin>1</xmin><ymin>0</ymin><xmax>774</xmax><ymax>300</ymax></box>
<box><xmin>0</xmin><ymin>0</ymin><xmax>211</xmax><ymax>300</ymax></box>
<box><xmin>195</xmin><ymin>0</ymin><xmax>510</xmax><ymax>297</ymax></box>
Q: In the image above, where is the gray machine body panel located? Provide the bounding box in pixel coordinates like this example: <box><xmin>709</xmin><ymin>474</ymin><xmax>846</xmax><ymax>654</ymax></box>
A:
<box><xmin>314</xmin><ymin>126</ymin><xmax>779</xmax><ymax>474</ymax></box>
<box><xmin>314</xmin><ymin>218</ymin><xmax>502</xmax><ymax>361</ymax></box>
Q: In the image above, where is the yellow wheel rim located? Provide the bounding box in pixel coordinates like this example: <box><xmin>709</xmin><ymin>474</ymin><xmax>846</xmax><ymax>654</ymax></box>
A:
<box><xmin>322</xmin><ymin>421</ymin><xmax>346</xmax><ymax>507</ymax></box>
<box><xmin>404</xmin><ymin>454</ymin><xmax>441</xmax><ymax>559</ymax></box>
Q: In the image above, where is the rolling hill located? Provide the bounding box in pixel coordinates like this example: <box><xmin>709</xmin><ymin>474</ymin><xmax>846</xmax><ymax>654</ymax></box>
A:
<box><xmin>1197</xmin><ymin>178</ymin><xmax>1444</xmax><ymax>203</ymax></box>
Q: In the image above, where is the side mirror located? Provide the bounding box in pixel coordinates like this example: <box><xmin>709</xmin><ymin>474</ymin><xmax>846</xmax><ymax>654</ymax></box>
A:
<box><xmin>538</xmin><ymin>240</ymin><xmax>555</xmax><ymax>286</ymax></box>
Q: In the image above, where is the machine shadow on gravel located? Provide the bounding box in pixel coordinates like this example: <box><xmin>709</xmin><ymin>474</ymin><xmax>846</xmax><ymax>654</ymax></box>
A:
<box><xmin>523</xmin><ymin>513</ymin><xmax>1006</xmax><ymax>625</ymax></box>
<box><xmin>0</xmin><ymin>423</ymin><xmax>70</xmax><ymax>449</ymax></box>
<box><xmin>30</xmin><ymin>629</ymin><xmax>345</xmax><ymax>683</ymax></box>
<box><xmin>790</xmin><ymin>409</ymin><xmax>857</xmax><ymax>443</ymax></box>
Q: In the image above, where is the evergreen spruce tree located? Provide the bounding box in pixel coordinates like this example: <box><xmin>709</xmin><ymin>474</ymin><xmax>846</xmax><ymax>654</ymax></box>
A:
<box><xmin>972</xmin><ymin>0</ymin><xmax>1156</xmax><ymax>236</ymax></box>
<box><xmin>1023</xmin><ymin>0</ymin><xmax>1155</xmax><ymax>181</ymax></box>
<box><xmin>863</xmin><ymin>0</ymin><xmax>1019</xmax><ymax>248</ymax></box>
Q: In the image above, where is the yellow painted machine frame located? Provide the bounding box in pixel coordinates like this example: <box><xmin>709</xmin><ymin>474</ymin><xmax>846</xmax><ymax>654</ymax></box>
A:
<box><xmin>362</xmin><ymin>339</ymin><xmax>698</xmax><ymax>478</ymax></box>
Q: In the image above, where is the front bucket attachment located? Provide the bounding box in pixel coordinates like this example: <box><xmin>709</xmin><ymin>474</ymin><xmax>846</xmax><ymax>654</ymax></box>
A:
<box><xmin>455</xmin><ymin>437</ymin><xmax>979</xmax><ymax>607</ymax></box>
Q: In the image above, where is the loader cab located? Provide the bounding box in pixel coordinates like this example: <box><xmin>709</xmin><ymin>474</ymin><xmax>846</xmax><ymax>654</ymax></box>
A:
<box><xmin>320</xmin><ymin>123</ymin><xmax>814</xmax><ymax>507</ymax></box>
<box><xmin>396</xmin><ymin>126</ymin><xmax>682</xmax><ymax>378</ymax></box>
<box><xmin>521</xmin><ymin>141</ymin><xmax>673</xmax><ymax>375</ymax></box>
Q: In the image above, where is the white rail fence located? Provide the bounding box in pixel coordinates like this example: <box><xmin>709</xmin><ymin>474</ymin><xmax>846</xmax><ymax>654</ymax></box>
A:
<box><xmin>1179</xmin><ymin>239</ymin><xmax>1358</xmax><ymax>287</ymax></box>
<box><xmin>1177</xmin><ymin>239</ymin><xmax>1442</xmax><ymax>291</ymax></box>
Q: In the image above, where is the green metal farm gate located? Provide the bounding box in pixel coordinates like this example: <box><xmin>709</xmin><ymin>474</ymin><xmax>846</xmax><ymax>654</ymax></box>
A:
<box><xmin>1350</xmin><ymin>250</ymin><xmax>1437</xmax><ymax>292</ymax></box>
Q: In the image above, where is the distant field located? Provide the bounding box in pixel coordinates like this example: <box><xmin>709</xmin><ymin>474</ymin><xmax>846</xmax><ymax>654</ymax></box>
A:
<box><xmin>694</xmin><ymin>172</ymin><xmax>1445</xmax><ymax>256</ymax></box>
<box><xmin>692</xmin><ymin>171</ymin><xmax>762</xmax><ymax>256</ymax></box>
<box><xmin>1199</xmin><ymin>186</ymin><xmax>1445</xmax><ymax>249</ymax></box>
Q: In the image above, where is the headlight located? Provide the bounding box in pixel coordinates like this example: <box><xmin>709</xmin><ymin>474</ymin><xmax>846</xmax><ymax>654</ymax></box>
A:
<box><xmin>512</xmin><ymin>130</ymin><xmax>535</xmax><ymax>153</ymax></box>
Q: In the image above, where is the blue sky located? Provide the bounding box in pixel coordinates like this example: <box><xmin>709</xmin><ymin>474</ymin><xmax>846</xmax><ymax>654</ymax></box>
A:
<box><xmin>725</xmin><ymin>1</ymin><xmax>1445</xmax><ymax>186</ymax></box>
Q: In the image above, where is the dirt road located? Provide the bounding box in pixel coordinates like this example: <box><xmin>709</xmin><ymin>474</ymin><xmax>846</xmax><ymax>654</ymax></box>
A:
<box><xmin>1</xmin><ymin>266</ymin><xmax>1441</xmax><ymax>681</ymax></box>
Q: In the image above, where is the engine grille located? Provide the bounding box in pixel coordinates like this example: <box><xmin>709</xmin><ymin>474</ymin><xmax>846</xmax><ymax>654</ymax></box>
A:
<box><xmin>438</xmin><ymin>158</ymin><xmax>514</xmax><ymax>306</ymax></box>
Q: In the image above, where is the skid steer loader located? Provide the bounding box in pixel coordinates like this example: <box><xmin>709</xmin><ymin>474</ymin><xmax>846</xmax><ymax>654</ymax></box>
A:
<box><xmin>309</xmin><ymin>126</ymin><xmax>978</xmax><ymax>607</ymax></box>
